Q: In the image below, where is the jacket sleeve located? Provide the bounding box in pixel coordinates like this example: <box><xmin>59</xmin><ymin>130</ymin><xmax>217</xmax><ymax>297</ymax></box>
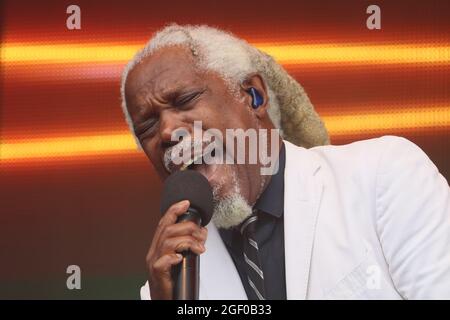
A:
<box><xmin>375</xmin><ymin>136</ymin><xmax>450</xmax><ymax>299</ymax></box>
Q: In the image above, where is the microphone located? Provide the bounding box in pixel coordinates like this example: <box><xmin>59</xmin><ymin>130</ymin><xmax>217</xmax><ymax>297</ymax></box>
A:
<box><xmin>160</xmin><ymin>170</ymin><xmax>213</xmax><ymax>300</ymax></box>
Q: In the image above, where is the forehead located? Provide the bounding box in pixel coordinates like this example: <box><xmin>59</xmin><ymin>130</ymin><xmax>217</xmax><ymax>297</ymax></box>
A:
<box><xmin>125</xmin><ymin>47</ymin><xmax>202</xmax><ymax>105</ymax></box>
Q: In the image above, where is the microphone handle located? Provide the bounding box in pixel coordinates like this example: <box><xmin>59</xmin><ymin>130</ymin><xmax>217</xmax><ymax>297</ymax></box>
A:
<box><xmin>173</xmin><ymin>208</ymin><xmax>201</xmax><ymax>300</ymax></box>
<box><xmin>173</xmin><ymin>250</ymin><xmax>199</xmax><ymax>300</ymax></box>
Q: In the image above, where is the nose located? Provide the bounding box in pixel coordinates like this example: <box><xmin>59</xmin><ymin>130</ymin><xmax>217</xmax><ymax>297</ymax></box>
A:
<box><xmin>159</xmin><ymin>112</ymin><xmax>190</xmax><ymax>149</ymax></box>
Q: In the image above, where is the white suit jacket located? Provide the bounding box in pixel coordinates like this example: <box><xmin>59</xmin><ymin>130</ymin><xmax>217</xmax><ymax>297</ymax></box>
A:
<box><xmin>141</xmin><ymin>136</ymin><xmax>450</xmax><ymax>300</ymax></box>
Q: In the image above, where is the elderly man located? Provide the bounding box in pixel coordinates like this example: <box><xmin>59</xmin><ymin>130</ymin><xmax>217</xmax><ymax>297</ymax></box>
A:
<box><xmin>120</xmin><ymin>24</ymin><xmax>450</xmax><ymax>300</ymax></box>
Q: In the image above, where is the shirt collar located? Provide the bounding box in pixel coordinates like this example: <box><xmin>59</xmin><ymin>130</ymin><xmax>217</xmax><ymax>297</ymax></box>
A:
<box><xmin>253</xmin><ymin>142</ymin><xmax>285</xmax><ymax>218</ymax></box>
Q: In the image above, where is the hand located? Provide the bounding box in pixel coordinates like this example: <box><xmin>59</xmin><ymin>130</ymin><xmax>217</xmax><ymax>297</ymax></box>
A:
<box><xmin>145</xmin><ymin>200</ymin><xmax>208</xmax><ymax>300</ymax></box>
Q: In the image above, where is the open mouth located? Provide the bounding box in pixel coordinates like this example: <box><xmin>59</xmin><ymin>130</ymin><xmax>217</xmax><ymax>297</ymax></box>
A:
<box><xmin>179</xmin><ymin>152</ymin><xmax>220</xmax><ymax>184</ymax></box>
<box><xmin>164</xmin><ymin>141</ymin><xmax>219</xmax><ymax>183</ymax></box>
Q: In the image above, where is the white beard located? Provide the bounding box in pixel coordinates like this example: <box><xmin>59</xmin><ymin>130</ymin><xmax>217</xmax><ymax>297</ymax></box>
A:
<box><xmin>211</xmin><ymin>171</ymin><xmax>252</xmax><ymax>229</ymax></box>
<box><xmin>212</xmin><ymin>193</ymin><xmax>252</xmax><ymax>229</ymax></box>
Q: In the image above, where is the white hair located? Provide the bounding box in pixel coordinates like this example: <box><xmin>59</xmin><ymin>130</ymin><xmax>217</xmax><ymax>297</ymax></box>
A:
<box><xmin>120</xmin><ymin>24</ymin><xmax>329</xmax><ymax>149</ymax></box>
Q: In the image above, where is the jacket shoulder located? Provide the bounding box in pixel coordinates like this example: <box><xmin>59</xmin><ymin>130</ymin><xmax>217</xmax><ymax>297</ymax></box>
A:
<box><xmin>307</xmin><ymin>135</ymin><xmax>401</xmax><ymax>169</ymax></box>
<box><xmin>308</xmin><ymin>135</ymin><xmax>425</xmax><ymax>167</ymax></box>
<box><xmin>311</xmin><ymin>135</ymin><xmax>411</xmax><ymax>154</ymax></box>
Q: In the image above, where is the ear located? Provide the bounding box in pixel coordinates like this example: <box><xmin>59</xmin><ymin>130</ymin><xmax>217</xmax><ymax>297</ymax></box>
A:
<box><xmin>240</xmin><ymin>73</ymin><xmax>270</xmax><ymax>120</ymax></box>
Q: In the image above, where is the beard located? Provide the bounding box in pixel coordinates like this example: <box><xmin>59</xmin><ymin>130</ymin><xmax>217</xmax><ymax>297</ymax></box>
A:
<box><xmin>211</xmin><ymin>170</ymin><xmax>253</xmax><ymax>229</ymax></box>
<box><xmin>162</xmin><ymin>134</ymin><xmax>257</xmax><ymax>229</ymax></box>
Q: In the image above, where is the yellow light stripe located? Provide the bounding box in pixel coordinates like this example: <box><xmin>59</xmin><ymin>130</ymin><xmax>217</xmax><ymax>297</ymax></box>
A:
<box><xmin>1</xmin><ymin>107</ymin><xmax>449</xmax><ymax>162</ymax></box>
<box><xmin>2</xmin><ymin>43</ymin><xmax>450</xmax><ymax>65</ymax></box>
<box><xmin>325</xmin><ymin>106</ymin><xmax>450</xmax><ymax>136</ymax></box>
<box><xmin>1</xmin><ymin>43</ymin><xmax>142</xmax><ymax>64</ymax></box>
<box><xmin>1</xmin><ymin>133</ymin><xmax>138</xmax><ymax>161</ymax></box>
<box><xmin>260</xmin><ymin>44</ymin><xmax>450</xmax><ymax>65</ymax></box>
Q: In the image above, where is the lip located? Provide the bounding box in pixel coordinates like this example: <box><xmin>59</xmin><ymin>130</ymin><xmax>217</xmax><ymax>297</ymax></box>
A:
<box><xmin>163</xmin><ymin>138</ymin><xmax>218</xmax><ymax>176</ymax></box>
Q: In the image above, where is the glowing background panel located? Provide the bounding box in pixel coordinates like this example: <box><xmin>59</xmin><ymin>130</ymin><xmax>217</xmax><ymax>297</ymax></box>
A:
<box><xmin>1</xmin><ymin>0</ymin><xmax>449</xmax><ymax>298</ymax></box>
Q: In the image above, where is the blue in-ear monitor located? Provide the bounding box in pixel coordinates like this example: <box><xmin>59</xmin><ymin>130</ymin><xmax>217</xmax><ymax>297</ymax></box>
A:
<box><xmin>247</xmin><ymin>87</ymin><xmax>264</xmax><ymax>109</ymax></box>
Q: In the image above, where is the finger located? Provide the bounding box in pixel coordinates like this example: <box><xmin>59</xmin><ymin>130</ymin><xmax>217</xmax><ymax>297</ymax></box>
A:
<box><xmin>160</xmin><ymin>221</ymin><xmax>207</xmax><ymax>243</ymax></box>
<box><xmin>159</xmin><ymin>235</ymin><xmax>206</xmax><ymax>256</ymax></box>
<box><xmin>159</xmin><ymin>200</ymin><xmax>191</xmax><ymax>227</ymax></box>
<box><xmin>151</xmin><ymin>253</ymin><xmax>183</xmax><ymax>276</ymax></box>
<box><xmin>194</xmin><ymin>227</ymin><xmax>208</xmax><ymax>243</ymax></box>
<box><xmin>150</xmin><ymin>200</ymin><xmax>190</xmax><ymax>253</ymax></box>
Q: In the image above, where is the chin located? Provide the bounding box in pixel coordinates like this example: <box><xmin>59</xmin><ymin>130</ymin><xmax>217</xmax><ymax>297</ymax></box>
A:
<box><xmin>207</xmin><ymin>166</ymin><xmax>253</xmax><ymax>229</ymax></box>
<box><xmin>211</xmin><ymin>191</ymin><xmax>252</xmax><ymax>229</ymax></box>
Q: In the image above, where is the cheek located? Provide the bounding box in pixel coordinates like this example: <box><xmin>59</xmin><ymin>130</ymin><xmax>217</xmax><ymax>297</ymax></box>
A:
<box><xmin>142</xmin><ymin>141</ymin><xmax>166</xmax><ymax>177</ymax></box>
<box><xmin>226</xmin><ymin>99</ymin><xmax>255</xmax><ymax>129</ymax></box>
<box><xmin>196</xmin><ymin>93</ymin><xmax>241</xmax><ymax>126</ymax></box>
<box><xmin>192</xmin><ymin>101</ymin><xmax>222</xmax><ymax>127</ymax></box>
<box><xmin>209</xmin><ymin>103</ymin><xmax>250</xmax><ymax>131</ymax></box>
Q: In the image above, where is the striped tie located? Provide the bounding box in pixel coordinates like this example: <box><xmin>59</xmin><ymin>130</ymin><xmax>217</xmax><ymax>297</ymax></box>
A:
<box><xmin>241</xmin><ymin>211</ymin><xmax>266</xmax><ymax>300</ymax></box>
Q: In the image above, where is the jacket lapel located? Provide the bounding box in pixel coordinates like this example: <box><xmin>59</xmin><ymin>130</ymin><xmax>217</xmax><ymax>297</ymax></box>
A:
<box><xmin>200</xmin><ymin>223</ymin><xmax>247</xmax><ymax>300</ymax></box>
<box><xmin>283</xmin><ymin>141</ymin><xmax>324</xmax><ymax>299</ymax></box>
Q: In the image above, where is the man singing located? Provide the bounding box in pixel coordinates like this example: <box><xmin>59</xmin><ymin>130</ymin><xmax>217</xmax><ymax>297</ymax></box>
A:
<box><xmin>120</xmin><ymin>24</ymin><xmax>450</xmax><ymax>299</ymax></box>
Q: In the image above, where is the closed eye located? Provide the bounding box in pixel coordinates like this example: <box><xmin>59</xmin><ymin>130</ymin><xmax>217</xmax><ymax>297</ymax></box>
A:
<box><xmin>174</xmin><ymin>90</ymin><xmax>204</xmax><ymax>107</ymax></box>
<box><xmin>135</xmin><ymin>118</ymin><xmax>158</xmax><ymax>141</ymax></box>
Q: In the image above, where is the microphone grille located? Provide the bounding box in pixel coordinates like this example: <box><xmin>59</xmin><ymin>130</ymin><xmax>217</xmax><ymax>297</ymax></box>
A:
<box><xmin>160</xmin><ymin>170</ymin><xmax>213</xmax><ymax>226</ymax></box>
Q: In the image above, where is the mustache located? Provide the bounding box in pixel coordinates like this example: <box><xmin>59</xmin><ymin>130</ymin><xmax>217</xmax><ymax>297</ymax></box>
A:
<box><xmin>163</xmin><ymin>138</ymin><xmax>206</xmax><ymax>173</ymax></box>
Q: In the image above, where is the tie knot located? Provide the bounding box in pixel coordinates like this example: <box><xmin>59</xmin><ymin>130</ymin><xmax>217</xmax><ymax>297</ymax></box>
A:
<box><xmin>241</xmin><ymin>211</ymin><xmax>258</xmax><ymax>235</ymax></box>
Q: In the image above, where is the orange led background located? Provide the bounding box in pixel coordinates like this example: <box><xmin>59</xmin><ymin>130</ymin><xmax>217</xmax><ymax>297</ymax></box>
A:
<box><xmin>1</xmin><ymin>0</ymin><xmax>449</xmax><ymax>298</ymax></box>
